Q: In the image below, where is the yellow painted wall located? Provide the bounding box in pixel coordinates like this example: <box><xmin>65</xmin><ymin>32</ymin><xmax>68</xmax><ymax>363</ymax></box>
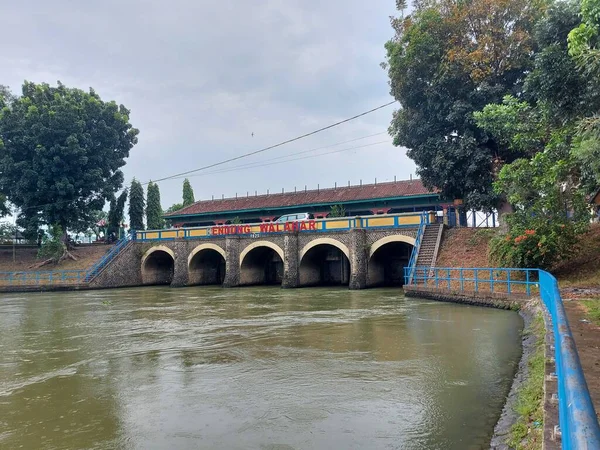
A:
<box><xmin>365</xmin><ymin>217</ymin><xmax>394</xmax><ymax>227</ymax></box>
<box><xmin>324</xmin><ymin>220</ymin><xmax>350</xmax><ymax>230</ymax></box>
<box><xmin>188</xmin><ymin>229</ymin><xmax>208</xmax><ymax>237</ymax></box>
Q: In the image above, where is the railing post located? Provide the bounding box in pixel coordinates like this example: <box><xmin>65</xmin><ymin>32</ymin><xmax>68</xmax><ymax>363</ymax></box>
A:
<box><xmin>435</xmin><ymin>269</ymin><xmax>438</xmax><ymax>288</ymax></box>
<box><xmin>490</xmin><ymin>268</ymin><xmax>494</xmax><ymax>293</ymax></box>
<box><xmin>460</xmin><ymin>268</ymin><xmax>464</xmax><ymax>291</ymax></box>
<box><xmin>447</xmin><ymin>268</ymin><xmax>450</xmax><ymax>289</ymax></box>
<box><xmin>507</xmin><ymin>270</ymin><xmax>511</xmax><ymax>295</ymax></box>
<box><xmin>474</xmin><ymin>269</ymin><xmax>478</xmax><ymax>292</ymax></box>
<box><xmin>526</xmin><ymin>270</ymin><xmax>530</xmax><ymax>296</ymax></box>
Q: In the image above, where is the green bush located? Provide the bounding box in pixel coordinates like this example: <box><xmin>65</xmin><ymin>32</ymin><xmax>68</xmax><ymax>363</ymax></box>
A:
<box><xmin>37</xmin><ymin>225</ymin><xmax>66</xmax><ymax>261</ymax></box>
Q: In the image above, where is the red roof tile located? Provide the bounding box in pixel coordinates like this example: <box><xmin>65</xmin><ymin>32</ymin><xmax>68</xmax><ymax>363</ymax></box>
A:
<box><xmin>166</xmin><ymin>179</ymin><xmax>437</xmax><ymax>217</ymax></box>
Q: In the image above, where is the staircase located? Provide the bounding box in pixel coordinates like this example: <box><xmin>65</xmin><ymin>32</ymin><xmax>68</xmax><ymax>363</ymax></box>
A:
<box><xmin>84</xmin><ymin>233</ymin><xmax>134</xmax><ymax>282</ymax></box>
<box><xmin>415</xmin><ymin>223</ymin><xmax>444</xmax><ymax>269</ymax></box>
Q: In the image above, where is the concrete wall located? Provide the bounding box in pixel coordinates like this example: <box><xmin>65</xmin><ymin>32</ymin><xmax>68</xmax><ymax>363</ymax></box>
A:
<box><xmin>90</xmin><ymin>228</ymin><xmax>418</xmax><ymax>290</ymax></box>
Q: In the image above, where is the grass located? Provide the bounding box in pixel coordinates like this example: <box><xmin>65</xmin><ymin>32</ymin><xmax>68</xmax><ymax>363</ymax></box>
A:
<box><xmin>581</xmin><ymin>298</ymin><xmax>600</xmax><ymax>325</ymax></box>
<box><xmin>507</xmin><ymin>312</ymin><xmax>545</xmax><ymax>450</ymax></box>
<box><xmin>553</xmin><ymin>223</ymin><xmax>600</xmax><ymax>288</ymax></box>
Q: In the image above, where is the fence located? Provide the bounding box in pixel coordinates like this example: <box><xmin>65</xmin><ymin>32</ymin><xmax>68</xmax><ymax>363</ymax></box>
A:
<box><xmin>405</xmin><ymin>266</ymin><xmax>600</xmax><ymax>448</ymax></box>
<box><xmin>84</xmin><ymin>232</ymin><xmax>134</xmax><ymax>282</ymax></box>
<box><xmin>406</xmin><ymin>216</ymin><xmax>427</xmax><ymax>283</ymax></box>
<box><xmin>405</xmin><ymin>266</ymin><xmax>539</xmax><ymax>296</ymax></box>
<box><xmin>0</xmin><ymin>270</ymin><xmax>87</xmax><ymax>286</ymax></box>
<box><xmin>136</xmin><ymin>211</ymin><xmax>434</xmax><ymax>241</ymax></box>
<box><xmin>538</xmin><ymin>270</ymin><xmax>600</xmax><ymax>449</ymax></box>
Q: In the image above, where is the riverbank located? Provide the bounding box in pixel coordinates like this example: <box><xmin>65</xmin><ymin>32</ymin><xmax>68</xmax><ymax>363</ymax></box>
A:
<box><xmin>0</xmin><ymin>244</ymin><xmax>111</xmax><ymax>273</ymax></box>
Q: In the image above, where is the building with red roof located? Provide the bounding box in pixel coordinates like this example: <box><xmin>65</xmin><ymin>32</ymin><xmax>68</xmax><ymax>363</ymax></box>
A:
<box><xmin>164</xmin><ymin>178</ymin><xmax>447</xmax><ymax>227</ymax></box>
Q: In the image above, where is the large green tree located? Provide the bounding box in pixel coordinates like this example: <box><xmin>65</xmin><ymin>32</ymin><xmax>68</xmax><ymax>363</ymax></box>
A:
<box><xmin>384</xmin><ymin>0</ymin><xmax>545</xmax><ymax>211</ymax></box>
<box><xmin>128</xmin><ymin>178</ymin><xmax>145</xmax><ymax>230</ymax></box>
<box><xmin>0</xmin><ymin>81</ymin><xmax>139</xmax><ymax>237</ymax></box>
<box><xmin>183</xmin><ymin>178</ymin><xmax>195</xmax><ymax>207</ymax></box>
<box><xmin>476</xmin><ymin>1</ymin><xmax>598</xmax><ymax>268</ymax></box>
<box><xmin>146</xmin><ymin>182</ymin><xmax>164</xmax><ymax>229</ymax></box>
<box><xmin>107</xmin><ymin>191</ymin><xmax>127</xmax><ymax>236</ymax></box>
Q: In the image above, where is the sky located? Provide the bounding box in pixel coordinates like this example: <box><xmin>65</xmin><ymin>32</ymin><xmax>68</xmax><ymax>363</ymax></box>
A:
<box><xmin>2</xmin><ymin>0</ymin><xmax>416</xmax><ymax>210</ymax></box>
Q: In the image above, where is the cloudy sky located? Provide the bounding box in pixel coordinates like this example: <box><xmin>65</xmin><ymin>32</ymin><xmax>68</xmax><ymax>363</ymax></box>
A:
<box><xmin>2</xmin><ymin>0</ymin><xmax>416</xmax><ymax>209</ymax></box>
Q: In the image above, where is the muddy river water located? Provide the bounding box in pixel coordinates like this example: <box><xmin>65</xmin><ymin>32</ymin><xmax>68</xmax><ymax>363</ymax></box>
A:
<box><xmin>0</xmin><ymin>287</ymin><xmax>523</xmax><ymax>449</ymax></box>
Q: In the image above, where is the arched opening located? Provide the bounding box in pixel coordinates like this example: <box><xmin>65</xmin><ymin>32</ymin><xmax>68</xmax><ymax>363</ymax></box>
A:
<box><xmin>142</xmin><ymin>248</ymin><xmax>175</xmax><ymax>285</ymax></box>
<box><xmin>367</xmin><ymin>241</ymin><xmax>413</xmax><ymax>287</ymax></box>
<box><xmin>239</xmin><ymin>245</ymin><xmax>284</xmax><ymax>286</ymax></box>
<box><xmin>188</xmin><ymin>248</ymin><xmax>226</xmax><ymax>285</ymax></box>
<box><xmin>299</xmin><ymin>244</ymin><xmax>350</xmax><ymax>287</ymax></box>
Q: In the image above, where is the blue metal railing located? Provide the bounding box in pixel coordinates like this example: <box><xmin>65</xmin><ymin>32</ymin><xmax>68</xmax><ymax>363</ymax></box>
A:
<box><xmin>539</xmin><ymin>270</ymin><xmax>600</xmax><ymax>449</ymax></box>
<box><xmin>405</xmin><ymin>266</ymin><xmax>539</xmax><ymax>296</ymax></box>
<box><xmin>84</xmin><ymin>231</ymin><xmax>134</xmax><ymax>282</ymax></box>
<box><xmin>136</xmin><ymin>211</ymin><xmax>434</xmax><ymax>241</ymax></box>
<box><xmin>406</xmin><ymin>212</ymin><xmax>428</xmax><ymax>283</ymax></box>
<box><xmin>405</xmin><ymin>266</ymin><xmax>600</xmax><ymax>448</ymax></box>
<box><xmin>0</xmin><ymin>270</ymin><xmax>87</xmax><ymax>285</ymax></box>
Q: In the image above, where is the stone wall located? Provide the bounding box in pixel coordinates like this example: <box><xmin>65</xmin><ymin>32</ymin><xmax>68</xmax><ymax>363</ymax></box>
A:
<box><xmin>90</xmin><ymin>227</ymin><xmax>420</xmax><ymax>290</ymax></box>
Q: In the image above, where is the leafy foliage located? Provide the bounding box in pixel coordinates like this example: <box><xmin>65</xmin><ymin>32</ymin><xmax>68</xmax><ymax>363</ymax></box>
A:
<box><xmin>0</xmin><ymin>222</ymin><xmax>17</xmax><ymax>243</ymax></box>
<box><xmin>183</xmin><ymin>178</ymin><xmax>195</xmax><ymax>207</ymax></box>
<box><xmin>488</xmin><ymin>149</ymin><xmax>590</xmax><ymax>270</ymax></box>
<box><xmin>146</xmin><ymin>182</ymin><xmax>164</xmax><ymax>230</ymax></box>
<box><xmin>230</xmin><ymin>216</ymin><xmax>242</xmax><ymax>224</ymax></box>
<box><xmin>329</xmin><ymin>205</ymin><xmax>346</xmax><ymax>218</ymax></box>
<box><xmin>128</xmin><ymin>178</ymin><xmax>145</xmax><ymax>230</ymax></box>
<box><xmin>0</xmin><ymin>81</ymin><xmax>139</xmax><ymax>233</ymax></box>
<box><xmin>108</xmin><ymin>191</ymin><xmax>127</xmax><ymax>234</ymax></box>
<box><xmin>476</xmin><ymin>1</ymin><xmax>599</xmax><ymax>269</ymax></box>
<box><xmin>37</xmin><ymin>225</ymin><xmax>66</xmax><ymax>260</ymax></box>
<box><xmin>165</xmin><ymin>203</ymin><xmax>183</xmax><ymax>214</ymax></box>
<box><xmin>384</xmin><ymin>0</ymin><xmax>545</xmax><ymax>210</ymax></box>
<box><xmin>568</xmin><ymin>0</ymin><xmax>600</xmax><ymax>77</ymax></box>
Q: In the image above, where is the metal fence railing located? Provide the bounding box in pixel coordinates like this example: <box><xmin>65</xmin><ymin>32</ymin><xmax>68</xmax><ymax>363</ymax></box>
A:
<box><xmin>405</xmin><ymin>266</ymin><xmax>540</xmax><ymax>296</ymax></box>
<box><xmin>406</xmin><ymin>213</ymin><xmax>427</xmax><ymax>283</ymax></box>
<box><xmin>0</xmin><ymin>270</ymin><xmax>88</xmax><ymax>286</ymax></box>
<box><xmin>538</xmin><ymin>270</ymin><xmax>600</xmax><ymax>449</ymax></box>
<box><xmin>404</xmin><ymin>266</ymin><xmax>600</xmax><ymax>448</ymax></box>
<box><xmin>84</xmin><ymin>231</ymin><xmax>134</xmax><ymax>282</ymax></box>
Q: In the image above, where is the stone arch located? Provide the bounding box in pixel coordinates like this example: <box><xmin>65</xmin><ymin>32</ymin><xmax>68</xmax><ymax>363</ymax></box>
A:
<box><xmin>188</xmin><ymin>243</ymin><xmax>226</xmax><ymax>267</ymax></box>
<box><xmin>369</xmin><ymin>235</ymin><xmax>416</xmax><ymax>259</ymax></box>
<box><xmin>239</xmin><ymin>241</ymin><xmax>284</xmax><ymax>267</ymax></box>
<box><xmin>188</xmin><ymin>243</ymin><xmax>226</xmax><ymax>286</ymax></box>
<box><xmin>367</xmin><ymin>235</ymin><xmax>415</xmax><ymax>287</ymax></box>
<box><xmin>239</xmin><ymin>241</ymin><xmax>285</xmax><ymax>286</ymax></box>
<box><xmin>141</xmin><ymin>245</ymin><xmax>176</xmax><ymax>285</ymax></box>
<box><xmin>299</xmin><ymin>238</ymin><xmax>350</xmax><ymax>262</ymax></box>
<box><xmin>298</xmin><ymin>238</ymin><xmax>350</xmax><ymax>287</ymax></box>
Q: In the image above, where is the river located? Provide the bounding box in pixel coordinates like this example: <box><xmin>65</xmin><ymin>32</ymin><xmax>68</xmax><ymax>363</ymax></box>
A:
<box><xmin>0</xmin><ymin>287</ymin><xmax>522</xmax><ymax>450</ymax></box>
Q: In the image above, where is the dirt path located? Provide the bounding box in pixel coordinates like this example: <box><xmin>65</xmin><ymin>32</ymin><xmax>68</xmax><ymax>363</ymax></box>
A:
<box><xmin>561</xmin><ymin>294</ymin><xmax>600</xmax><ymax>420</ymax></box>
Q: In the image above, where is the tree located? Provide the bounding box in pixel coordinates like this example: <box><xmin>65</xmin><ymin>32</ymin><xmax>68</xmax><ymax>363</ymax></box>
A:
<box><xmin>183</xmin><ymin>178</ymin><xmax>195</xmax><ymax>207</ymax></box>
<box><xmin>0</xmin><ymin>222</ymin><xmax>17</xmax><ymax>244</ymax></box>
<box><xmin>476</xmin><ymin>1</ymin><xmax>598</xmax><ymax>268</ymax></box>
<box><xmin>568</xmin><ymin>0</ymin><xmax>600</xmax><ymax>77</ymax></box>
<box><xmin>0</xmin><ymin>81</ymin><xmax>139</xmax><ymax>239</ymax></box>
<box><xmin>146</xmin><ymin>182</ymin><xmax>164</xmax><ymax>229</ymax></box>
<box><xmin>108</xmin><ymin>191</ymin><xmax>127</xmax><ymax>237</ymax></box>
<box><xmin>384</xmin><ymin>0</ymin><xmax>545</xmax><ymax>211</ymax></box>
<box><xmin>165</xmin><ymin>203</ymin><xmax>183</xmax><ymax>214</ymax></box>
<box><xmin>329</xmin><ymin>205</ymin><xmax>346</xmax><ymax>218</ymax></box>
<box><xmin>128</xmin><ymin>178</ymin><xmax>145</xmax><ymax>230</ymax></box>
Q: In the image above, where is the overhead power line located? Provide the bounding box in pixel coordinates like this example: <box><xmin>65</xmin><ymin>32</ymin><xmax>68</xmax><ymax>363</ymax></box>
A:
<box><xmin>143</xmin><ymin>100</ymin><xmax>396</xmax><ymax>185</ymax></box>
<box><xmin>168</xmin><ymin>140</ymin><xmax>391</xmax><ymax>182</ymax></box>
<box><xmin>12</xmin><ymin>101</ymin><xmax>397</xmax><ymax>213</ymax></box>
<box><xmin>159</xmin><ymin>132</ymin><xmax>389</xmax><ymax>182</ymax></box>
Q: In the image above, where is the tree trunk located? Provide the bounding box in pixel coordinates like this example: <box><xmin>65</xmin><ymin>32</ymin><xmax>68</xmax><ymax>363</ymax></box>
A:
<box><xmin>497</xmin><ymin>196</ymin><xmax>513</xmax><ymax>232</ymax></box>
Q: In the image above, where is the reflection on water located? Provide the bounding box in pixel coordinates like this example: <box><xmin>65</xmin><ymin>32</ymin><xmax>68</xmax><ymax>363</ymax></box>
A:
<box><xmin>0</xmin><ymin>286</ymin><xmax>522</xmax><ymax>450</ymax></box>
